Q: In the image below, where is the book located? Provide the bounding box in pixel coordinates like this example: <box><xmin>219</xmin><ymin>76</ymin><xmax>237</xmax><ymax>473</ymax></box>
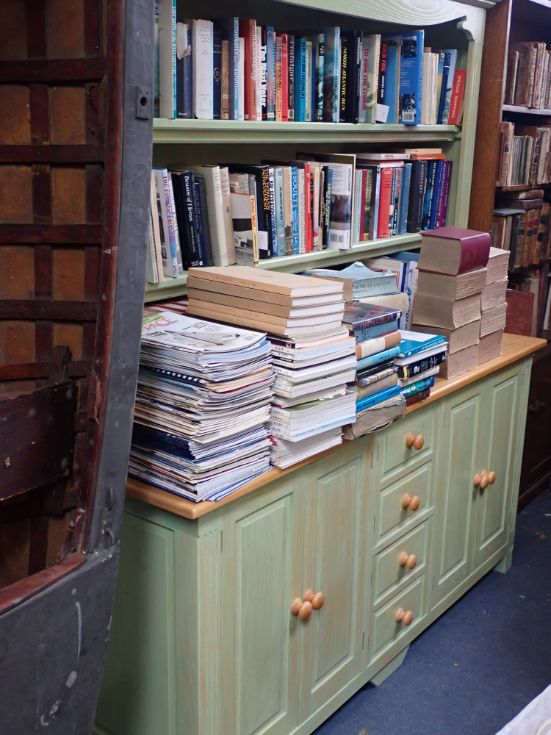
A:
<box><xmin>486</xmin><ymin>247</ymin><xmax>511</xmax><ymax>284</ymax></box>
<box><xmin>395</xmin><ymin>349</ymin><xmax>447</xmax><ymax>379</ymax></box>
<box><xmin>176</xmin><ymin>21</ymin><xmax>192</xmax><ymax>119</ymax></box>
<box><xmin>478</xmin><ymin>330</ymin><xmax>503</xmax><ymax>364</ymax></box>
<box><xmin>158</xmin><ymin>0</ymin><xmax>177</xmax><ymax>118</ymax></box>
<box><xmin>418</xmin><ymin>227</ymin><xmax>491</xmax><ymax>275</ymax></box>
<box><xmin>412</xmin><ymin>292</ymin><xmax>481</xmax><ymax>329</ymax></box>
<box><xmin>411</xmin><ymin>320</ymin><xmax>480</xmax><ymax>355</ymax></box>
<box><xmin>398</xmin><ymin>30</ymin><xmax>424</xmax><ymax>125</ymax></box>
<box><xmin>356</xmin><ymin>345</ymin><xmax>400</xmax><ymax>371</ymax></box>
<box><xmin>480</xmin><ymin>302</ymin><xmax>507</xmax><ymax>337</ymax></box>
<box><xmin>505</xmin><ymin>289</ymin><xmax>534</xmax><ymax>336</ymax></box>
<box><xmin>416</xmin><ymin>268</ymin><xmax>487</xmax><ymax>300</ymax></box>
<box><xmin>439</xmin><ymin>344</ymin><xmax>478</xmax><ymax>380</ymax></box>
<box><xmin>343</xmin><ymin>301</ymin><xmax>401</xmax><ymax>331</ymax></box>
<box><xmin>192</xmin><ymin>19</ymin><xmax>214</xmax><ymax>119</ymax></box>
<box><xmin>355</xmin><ymin>331</ymin><xmax>401</xmax><ymax>358</ymax></box>
<box><xmin>396</xmin><ymin>330</ymin><xmax>448</xmax><ymax>359</ymax></box>
<box><xmin>481</xmin><ymin>279</ymin><xmax>507</xmax><ymax>311</ymax></box>
<box><xmin>307</xmin><ymin>262</ymin><xmax>397</xmax><ymax>300</ymax></box>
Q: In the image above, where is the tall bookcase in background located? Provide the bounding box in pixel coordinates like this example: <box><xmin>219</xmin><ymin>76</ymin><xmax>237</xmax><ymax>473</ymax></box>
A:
<box><xmin>470</xmin><ymin>0</ymin><xmax>551</xmax><ymax>509</ymax></box>
<box><xmin>147</xmin><ymin>0</ymin><xmax>490</xmax><ymax>302</ymax></box>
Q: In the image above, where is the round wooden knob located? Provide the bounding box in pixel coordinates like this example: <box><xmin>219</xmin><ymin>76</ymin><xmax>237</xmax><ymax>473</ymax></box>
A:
<box><xmin>479</xmin><ymin>472</ymin><xmax>489</xmax><ymax>490</ymax></box>
<box><xmin>473</xmin><ymin>473</ymin><xmax>481</xmax><ymax>487</ymax></box>
<box><xmin>402</xmin><ymin>493</ymin><xmax>412</xmax><ymax>509</ymax></box>
<box><xmin>395</xmin><ymin>607</ymin><xmax>405</xmax><ymax>623</ymax></box>
<box><xmin>303</xmin><ymin>588</ymin><xmax>314</xmax><ymax>603</ymax></box>
<box><xmin>311</xmin><ymin>592</ymin><xmax>325</xmax><ymax>610</ymax></box>
<box><xmin>406</xmin><ymin>554</ymin><xmax>418</xmax><ymax>570</ymax></box>
<box><xmin>405</xmin><ymin>433</ymin><xmax>415</xmax><ymax>449</ymax></box>
<box><xmin>488</xmin><ymin>471</ymin><xmax>496</xmax><ymax>485</ymax></box>
<box><xmin>413</xmin><ymin>434</ymin><xmax>424</xmax><ymax>450</ymax></box>
<box><xmin>399</xmin><ymin>551</ymin><xmax>409</xmax><ymax>566</ymax></box>
<box><xmin>298</xmin><ymin>601</ymin><xmax>313</xmax><ymax>620</ymax></box>
<box><xmin>403</xmin><ymin>610</ymin><xmax>414</xmax><ymax>626</ymax></box>
<box><xmin>291</xmin><ymin>597</ymin><xmax>303</xmax><ymax>616</ymax></box>
<box><xmin>409</xmin><ymin>496</ymin><xmax>421</xmax><ymax>512</ymax></box>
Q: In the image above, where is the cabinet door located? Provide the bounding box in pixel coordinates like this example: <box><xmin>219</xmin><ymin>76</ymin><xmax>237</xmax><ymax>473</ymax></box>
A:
<box><xmin>473</xmin><ymin>368</ymin><xmax>520</xmax><ymax>570</ymax></box>
<box><xmin>220</xmin><ymin>480</ymin><xmax>304</xmax><ymax>735</ymax></box>
<box><xmin>299</xmin><ymin>445</ymin><xmax>367</xmax><ymax>721</ymax></box>
<box><xmin>431</xmin><ymin>386</ymin><xmax>485</xmax><ymax>614</ymax></box>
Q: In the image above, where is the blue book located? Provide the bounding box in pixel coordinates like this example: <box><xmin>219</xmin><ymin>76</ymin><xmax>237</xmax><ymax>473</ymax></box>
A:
<box><xmin>356</xmin><ymin>384</ymin><xmax>402</xmax><ymax>412</ymax></box>
<box><xmin>384</xmin><ymin>41</ymin><xmax>401</xmax><ymax>123</ymax></box>
<box><xmin>400</xmin><ymin>375</ymin><xmax>436</xmax><ymax>398</ymax></box>
<box><xmin>212</xmin><ymin>30</ymin><xmax>222</xmax><ymax>120</ymax></box>
<box><xmin>397</xmin><ymin>331</ymin><xmax>447</xmax><ymax>359</ymax></box>
<box><xmin>442</xmin><ymin>49</ymin><xmax>457</xmax><ymax>124</ymax></box>
<box><xmin>421</xmin><ymin>160</ymin><xmax>437</xmax><ymax>230</ymax></box>
<box><xmin>266</xmin><ymin>26</ymin><xmax>276</xmax><ymax>121</ymax></box>
<box><xmin>398</xmin><ymin>30</ymin><xmax>424</xmax><ymax>125</ymax></box>
<box><xmin>294</xmin><ymin>37</ymin><xmax>307</xmax><ymax>121</ymax></box>
<box><xmin>357</xmin><ymin>345</ymin><xmax>400</xmax><ymax>371</ymax></box>
<box><xmin>437</xmin><ymin>50</ymin><xmax>452</xmax><ymax>124</ymax></box>
<box><xmin>290</xmin><ymin>166</ymin><xmax>300</xmax><ymax>254</ymax></box>
<box><xmin>429</xmin><ymin>160</ymin><xmax>444</xmax><ymax>229</ymax></box>
<box><xmin>398</xmin><ymin>162</ymin><xmax>412</xmax><ymax>234</ymax></box>
<box><xmin>355</xmin><ymin>318</ymin><xmax>400</xmax><ymax>342</ymax></box>
<box><xmin>323</xmin><ymin>27</ymin><xmax>340</xmax><ymax>122</ymax></box>
<box><xmin>314</xmin><ymin>34</ymin><xmax>325</xmax><ymax>122</ymax></box>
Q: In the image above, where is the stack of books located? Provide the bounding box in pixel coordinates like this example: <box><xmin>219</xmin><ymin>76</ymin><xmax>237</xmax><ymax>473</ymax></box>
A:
<box><xmin>394</xmin><ymin>331</ymin><xmax>448</xmax><ymax>406</ymax></box>
<box><xmin>342</xmin><ymin>302</ymin><xmax>405</xmax><ymax>437</ymax></box>
<box><xmin>504</xmin><ymin>40</ymin><xmax>551</xmax><ymax>111</ymax></box>
<box><xmin>479</xmin><ymin>247</ymin><xmax>509</xmax><ymax>363</ymax></box>
<box><xmin>411</xmin><ymin>227</ymin><xmax>491</xmax><ymax>379</ymax></box>
<box><xmin>129</xmin><ymin>308</ymin><xmax>274</xmax><ymax>502</ymax></box>
<box><xmin>186</xmin><ymin>266</ymin><xmax>357</xmax><ymax>468</ymax></box>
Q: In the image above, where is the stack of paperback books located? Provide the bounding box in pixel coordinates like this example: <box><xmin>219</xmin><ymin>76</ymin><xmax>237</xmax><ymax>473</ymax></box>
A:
<box><xmin>395</xmin><ymin>331</ymin><xmax>448</xmax><ymax>406</ymax></box>
<box><xmin>342</xmin><ymin>302</ymin><xmax>405</xmax><ymax>437</ymax></box>
<box><xmin>129</xmin><ymin>308</ymin><xmax>274</xmax><ymax>502</ymax></box>
<box><xmin>411</xmin><ymin>227</ymin><xmax>492</xmax><ymax>379</ymax></box>
<box><xmin>186</xmin><ymin>266</ymin><xmax>357</xmax><ymax>468</ymax></box>
<box><xmin>479</xmin><ymin>248</ymin><xmax>509</xmax><ymax>363</ymax></box>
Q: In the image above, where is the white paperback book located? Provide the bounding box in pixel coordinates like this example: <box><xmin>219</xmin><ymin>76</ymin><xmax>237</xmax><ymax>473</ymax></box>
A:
<box><xmin>192</xmin><ymin>19</ymin><xmax>214</xmax><ymax>119</ymax></box>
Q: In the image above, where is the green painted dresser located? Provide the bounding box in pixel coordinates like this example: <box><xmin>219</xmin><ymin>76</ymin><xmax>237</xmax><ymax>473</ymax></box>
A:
<box><xmin>94</xmin><ymin>335</ymin><xmax>544</xmax><ymax>735</ymax></box>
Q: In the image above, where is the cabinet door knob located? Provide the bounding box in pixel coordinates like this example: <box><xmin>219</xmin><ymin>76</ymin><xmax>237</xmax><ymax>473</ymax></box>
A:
<box><xmin>403</xmin><ymin>610</ymin><xmax>414</xmax><ymax>626</ymax></box>
<box><xmin>395</xmin><ymin>607</ymin><xmax>405</xmax><ymax>622</ymax></box>
<box><xmin>488</xmin><ymin>471</ymin><xmax>496</xmax><ymax>485</ymax></box>
<box><xmin>479</xmin><ymin>472</ymin><xmax>489</xmax><ymax>490</ymax></box>
<box><xmin>409</xmin><ymin>496</ymin><xmax>421</xmax><ymax>512</ymax></box>
<box><xmin>311</xmin><ymin>592</ymin><xmax>325</xmax><ymax>610</ymax></box>
<box><xmin>399</xmin><ymin>551</ymin><xmax>409</xmax><ymax>566</ymax></box>
<box><xmin>405</xmin><ymin>433</ymin><xmax>415</xmax><ymax>449</ymax></box>
<box><xmin>473</xmin><ymin>473</ymin><xmax>481</xmax><ymax>487</ymax></box>
<box><xmin>303</xmin><ymin>588</ymin><xmax>314</xmax><ymax>603</ymax></box>
<box><xmin>298</xmin><ymin>601</ymin><xmax>313</xmax><ymax>620</ymax></box>
<box><xmin>406</xmin><ymin>554</ymin><xmax>418</xmax><ymax>570</ymax></box>
<box><xmin>413</xmin><ymin>434</ymin><xmax>425</xmax><ymax>450</ymax></box>
<box><xmin>291</xmin><ymin>597</ymin><xmax>303</xmax><ymax>615</ymax></box>
<box><xmin>402</xmin><ymin>493</ymin><xmax>412</xmax><ymax>509</ymax></box>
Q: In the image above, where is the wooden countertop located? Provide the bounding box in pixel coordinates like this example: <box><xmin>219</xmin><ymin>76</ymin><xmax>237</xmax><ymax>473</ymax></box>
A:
<box><xmin>126</xmin><ymin>333</ymin><xmax>546</xmax><ymax>520</ymax></box>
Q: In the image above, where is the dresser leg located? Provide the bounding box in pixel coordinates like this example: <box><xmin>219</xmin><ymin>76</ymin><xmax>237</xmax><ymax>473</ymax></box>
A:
<box><xmin>370</xmin><ymin>646</ymin><xmax>410</xmax><ymax>686</ymax></box>
<box><xmin>494</xmin><ymin>546</ymin><xmax>513</xmax><ymax>574</ymax></box>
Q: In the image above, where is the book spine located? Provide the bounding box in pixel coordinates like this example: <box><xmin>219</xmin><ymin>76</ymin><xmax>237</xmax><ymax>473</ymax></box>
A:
<box><xmin>407</xmin><ymin>160</ymin><xmax>426</xmax><ymax>232</ymax></box>
<box><xmin>328</xmin><ymin>163</ymin><xmax>352</xmax><ymax>249</ymax></box>
<box><xmin>437</xmin><ymin>51</ymin><xmax>450</xmax><ymax>124</ymax></box>
<box><xmin>240</xmin><ymin>19</ymin><xmax>256</xmax><ymax>121</ymax></box>
<box><xmin>290</xmin><ymin>166</ymin><xmax>300</xmax><ymax>254</ymax></box>
<box><xmin>221</xmin><ymin>39</ymin><xmax>229</xmax><ymax>120</ymax></box>
<box><xmin>200</xmin><ymin>167</ymin><xmax>229</xmax><ymax>266</ymax></box>
<box><xmin>340</xmin><ymin>33</ymin><xmax>351</xmax><ymax>123</ymax></box>
<box><xmin>442</xmin><ymin>49</ymin><xmax>457</xmax><ymax>124</ymax></box>
<box><xmin>180</xmin><ymin>171</ymin><xmax>202</xmax><ymax>267</ymax></box>
<box><xmin>314</xmin><ymin>34</ymin><xmax>325</xmax><ymax>122</ymax></box>
<box><xmin>429</xmin><ymin>160</ymin><xmax>444</xmax><ymax>229</ymax></box>
<box><xmin>398</xmin><ymin>162</ymin><xmax>412</xmax><ymax>234</ymax></box>
<box><xmin>266</xmin><ymin>26</ymin><xmax>276</xmax><ymax>121</ymax></box>
<box><xmin>274</xmin><ymin>167</ymin><xmax>286</xmax><ymax>257</ymax></box>
<box><xmin>392</xmin><ymin>167</ymin><xmax>402</xmax><ymax>235</ymax></box>
<box><xmin>364</xmin><ymin>168</ymin><xmax>374</xmax><ymax>239</ymax></box>
<box><xmin>365</xmin><ymin>34</ymin><xmax>380</xmax><ymax>124</ymax></box>
<box><xmin>260</xmin><ymin>28</ymin><xmax>268</xmax><ymax>121</ymax></box>
<box><xmin>192</xmin><ymin>19</ymin><xmax>214</xmax><ymax>119</ymax></box>
<box><xmin>306</xmin><ymin>40</ymin><xmax>313</xmax><ymax>122</ymax></box>
<box><xmin>303</xmin><ymin>162</ymin><xmax>313</xmax><ymax>252</ymax></box>
<box><xmin>421</xmin><ymin>160</ymin><xmax>437</xmax><ymax>230</ymax></box>
<box><xmin>399</xmin><ymin>30</ymin><xmax>423</xmax><ymax>125</ymax></box>
<box><xmin>219</xmin><ymin>167</ymin><xmax>236</xmax><ymax>264</ymax></box>
<box><xmin>281</xmin><ymin>166</ymin><xmax>293</xmax><ymax>255</ymax></box>
<box><xmin>275</xmin><ymin>34</ymin><xmax>283</xmax><ymax>122</ymax></box>
<box><xmin>158</xmin><ymin>0</ymin><xmax>177</xmax><ymax>118</ymax></box>
<box><xmin>322</xmin><ymin>166</ymin><xmax>333</xmax><ymax>247</ymax></box>
<box><xmin>378</xmin><ymin>41</ymin><xmax>387</xmax><ymax>106</ymax></box>
<box><xmin>280</xmin><ymin>34</ymin><xmax>289</xmax><ymax>121</ymax></box>
<box><xmin>248</xmin><ymin>175</ymin><xmax>260</xmax><ymax>264</ymax></box>
<box><xmin>196</xmin><ymin>177</ymin><xmax>213</xmax><ymax>265</ymax></box>
<box><xmin>266</xmin><ymin>166</ymin><xmax>277</xmax><ymax>257</ymax></box>
<box><xmin>193</xmin><ymin>180</ymin><xmax>208</xmax><ymax>265</ymax></box>
<box><xmin>228</xmin><ymin>18</ymin><xmax>239</xmax><ymax>120</ymax></box>
<box><xmin>353</xmin><ymin>34</ymin><xmax>362</xmax><ymax>123</ymax></box>
<box><xmin>255</xmin><ymin>26</ymin><xmax>262</xmax><ymax>121</ymax></box>
<box><xmin>294</xmin><ymin>37</ymin><xmax>306</xmax><ymax>122</ymax></box>
<box><xmin>377</xmin><ymin>167</ymin><xmax>393</xmax><ymax>239</ymax></box>
<box><xmin>162</xmin><ymin>170</ymin><xmax>183</xmax><ymax>276</ymax></box>
<box><xmin>357</xmin><ymin>346</ymin><xmax>400</xmax><ymax>371</ymax></box>
<box><xmin>398</xmin><ymin>351</ymin><xmax>446</xmax><ymax>379</ymax></box>
<box><xmin>176</xmin><ymin>21</ymin><xmax>191</xmax><ymax>119</ymax></box>
<box><xmin>288</xmin><ymin>35</ymin><xmax>295</xmax><ymax>121</ymax></box>
<box><xmin>360</xmin><ymin>35</ymin><xmax>369</xmax><ymax>123</ymax></box>
<box><xmin>212</xmin><ymin>31</ymin><xmax>222</xmax><ymax>120</ymax></box>
<box><xmin>297</xmin><ymin>168</ymin><xmax>306</xmax><ymax>253</ymax></box>
<box><xmin>353</xmin><ymin>170</ymin><xmax>363</xmax><ymax>243</ymax></box>
<box><xmin>323</xmin><ymin>27</ymin><xmax>340</xmax><ymax>123</ymax></box>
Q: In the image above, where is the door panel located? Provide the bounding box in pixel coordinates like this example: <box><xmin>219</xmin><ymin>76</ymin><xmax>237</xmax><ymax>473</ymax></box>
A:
<box><xmin>432</xmin><ymin>388</ymin><xmax>484</xmax><ymax>611</ymax></box>
<box><xmin>300</xmin><ymin>450</ymin><xmax>366</xmax><ymax>720</ymax></box>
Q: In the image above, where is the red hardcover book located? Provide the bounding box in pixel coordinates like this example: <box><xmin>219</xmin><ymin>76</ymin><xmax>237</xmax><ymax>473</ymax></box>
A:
<box><xmin>418</xmin><ymin>226</ymin><xmax>491</xmax><ymax>275</ymax></box>
<box><xmin>505</xmin><ymin>289</ymin><xmax>534</xmax><ymax>336</ymax></box>
<box><xmin>280</xmin><ymin>33</ymin><xmax>289</xmax><ymax>122</ymax></box>
<box><xmin>275</xmin><ymin>35</ymin><xmax>283</xmax><ymax>122</ymax></box>
<box><xmin>448</xmin><ymin>70</ymin><xmax>466</xmax><ymax>125</ymax></box>
<box><xmin>377</xmin><ymin>167</ymin><xmax>394</xmax><ymax>239</ymax></box>
<box><xmin>359</xmin><ymin>169</ymin><xmax>367</xmax><ymax>241</ymax></box>
<box><xmin>239</xmin><ymin>19</ymin><xmax>257</xmax><ymax>121</ymax></box>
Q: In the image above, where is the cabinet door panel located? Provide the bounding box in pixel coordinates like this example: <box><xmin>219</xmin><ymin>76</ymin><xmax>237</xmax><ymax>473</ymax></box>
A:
<box><xmin>221</xmin><ymin>487</ymin><xmax>302</xmax><ymax>735</ymax></box>
<box><xmin>432</xmin><ymin>389</ymin><xmax>483</xmax><ymax>611</ymax></box>
<box><xmin>300</xmin><ymin>452</ymin><xmax>365</xmax><ymax>720</ymax></box>
<box><xmin>474</xmin><ymin>372</ymin><xmax>519</xmax><ymax>568</ymax></box>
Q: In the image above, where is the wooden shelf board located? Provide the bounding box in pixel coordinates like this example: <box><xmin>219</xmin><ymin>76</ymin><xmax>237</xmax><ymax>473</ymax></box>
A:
<box><xmin>125</xmin><ymin>333</ymin><xmax>546</xmax><ymax>520</ymax></box>
<box><xmin>153</xmin><ymin>118</ymin><xmax>460</xmax><ymax>144</ymax></box>
<box><xmin>502</xmin><ymin>104</ymin><xmax>551</xmax><ymax>116</ymax></box>
<box><xmin>143</xmin><ymin>234</ymin><xmax>422</xmax><ymax>302</ymax></box>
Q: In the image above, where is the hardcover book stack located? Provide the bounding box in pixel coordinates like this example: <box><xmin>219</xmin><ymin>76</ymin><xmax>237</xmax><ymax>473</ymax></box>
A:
<box><xmin>155</xmin><ymin>5</ymin><xmax>466</xmax><ymax>126</ymax></box>
<box><xmin>129</xmin><ymin>308</ymin><xmax>274</xmax><ymax>502</ymax></box>
<box><xmin>479</xmin><ymin>247</ymin><xmax>509</xmax><ymax>363</ymax></box>
<box><xmin>496</xmin><ymin>122</ymin><xmax>551</xmax><ymax>189</ymax></box>
<box><xmin>342</xmin><ymin>301</ymin><xmax>405</xmax><ymax>438</ymax></box>
<box><xmin>504</xmin><ymin>40</ymin><xmax>551</xmax><ymax>111</ymax></box>
<box><xmin>186</xmin><ymin>266</ymin><xmax>357</xmax><ymax>468</ymax></box>
<box><xmin>411</xmin><ymin>227</ymin><xmax>492</xmax><ymax>379</ymax></box>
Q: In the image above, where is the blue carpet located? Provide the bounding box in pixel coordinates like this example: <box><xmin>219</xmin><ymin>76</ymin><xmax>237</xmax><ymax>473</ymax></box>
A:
<box><xmin>316</xmin><ymin>489</ymin><xmax>551</xmax><ymax>735</ymax></box>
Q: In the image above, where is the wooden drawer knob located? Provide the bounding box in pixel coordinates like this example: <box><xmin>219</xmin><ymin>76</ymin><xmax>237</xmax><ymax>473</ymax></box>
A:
<box><xmin>473</xmin><ymin>473</ymin><xmax>481</xmax><ymax>487</ymax></box>
<box><xmin>401</xmin><ymin>494</ymin><xmax>421</xmax><ymax>511</ymax></box>
<box><xmin>405</xmin><ymin>433</ymin><xmax>415</xmax><ymax>449</ymax></box>
<box><xmin>399</xmin><ymin>551</ymin><xmax>409</xmax><ymax>566</ymax></box>
<box><xmin>488</xmin><ymin>471</ymin><xmax>496</xmax><ymax>485</ymax></box>
<box><xmin>298</xmin><ymin>601</ymin><xmax>313</xmax><ymax>620</ymax></box>
<box><xmin>395</xmin><ymin>607</ymin><xmax>405</xmax><ymax>622</ymax></box>
<box><xmin>291</xmin><ymin>597</ymin><xmax>303</xmax><ymax>615</ymax></box>
<box><xmin>406</xmin><ymin>554</ymin><xmax>418</xmax><ymax>570</ymax></box>
<box><xmin>403</xmin><ymin>610</ymin><xmax>414</xmax><ymax>625</ymax></box>
<box><xmin>405</xmin><ymin>433</ymin><xmax>425</xmax><ymax>450</ymax></box>
<box><xmin>311</xmin><ymin>592</ymin><xmax>325</xmax><ymax>611</ymax></box>
<box><xmin>479</xmin><ymin>472</ymin><xmax>489</xmax><ymax>490</ymax></box>
<box><xmin>303</xmin><ymin>588</ymin><xmax>314</xmax><ymax>602</ymax></box>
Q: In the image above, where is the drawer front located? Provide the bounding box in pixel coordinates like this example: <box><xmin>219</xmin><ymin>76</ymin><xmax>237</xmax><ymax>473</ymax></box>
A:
<box><xmin>373</xmin><ymin>520</ymin><xmax>430</xmax><ymax>607</ymax></box>
<box><xmin>377</xmin><ymin>405</ymin><xmax>436</xmax><ymax>485</ymax></box>
<box><xmin>376</xmin><ymin>462</ymin><xmax>433</xmax><ymax>545</ymax></box>
<box><xmin>371</xmin><ymin>575</ymin><xmax>427</xmax><ymax>661</ymax></box>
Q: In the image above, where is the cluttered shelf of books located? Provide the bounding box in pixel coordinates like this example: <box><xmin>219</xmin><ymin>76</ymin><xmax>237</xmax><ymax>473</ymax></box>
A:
<box><xmin>133</xmin><ymin>228</ymin><xmax>512</xmax><ymax>505</ymax></box>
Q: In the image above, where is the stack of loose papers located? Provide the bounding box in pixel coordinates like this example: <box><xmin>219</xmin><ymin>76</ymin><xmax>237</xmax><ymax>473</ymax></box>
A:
<box><xmin>187</xmin><ymin>266</ymin><xmax>357</xmax><ymax>468</ymax></box>
<box><xmin>129</xmin><ymin>309</ymin><xmax>273</xmax><ymax>502</ymax></box>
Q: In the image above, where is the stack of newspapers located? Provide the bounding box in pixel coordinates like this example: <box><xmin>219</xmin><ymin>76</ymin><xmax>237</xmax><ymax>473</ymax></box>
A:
<box><xmin>129</xmin><ymin>308</ymin><xmax>273</xmax><ymax>502</ymax></box>
<box><xmin>186</xmin><ymin>266</ymin><xmax>357</xmax><ymax>468</ymax></box>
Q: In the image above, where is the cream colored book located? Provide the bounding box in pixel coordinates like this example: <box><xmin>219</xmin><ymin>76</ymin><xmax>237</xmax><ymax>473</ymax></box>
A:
<box><xmin>439</xmin><ymin>344</ymin><xmax>478</xmax><ymax>380</ymax></box>
<box><xmin>416</xmin><ymin>268</ymin><xmax>487</xmax><ymax>300</ymax></box>
<box><xmin>478</xmin><ymin>330</ymin><xmax>503</xmax><ymax>364</ymax></box>
<box><xmin>480</xmin><ymin>303</ymin><xmax>507</xmax><ymax>337</ymax></box>
<box><xmin>188</xmin><ymin>266</ymin><xmax>343</xmax><ymax>297</ymax></box>
<box><xmin>411</xmin><ymin>320</ymin><xmax>480</xmax><ymax>355</ymax></box>
<box><xmin>187</xmin><ymin>288</ymin><xmax>345</xmax><ymax>319</ymax></box>
<box><xmin>486</xmin><ymin>247</ymin><xmax>510</xmax><ymax>284</ymax></box>
<box><xmin>481</xmin><ymin>279</ymin><xmax>507</xmax><ymax>311</ymax></box>
<box><xmin>412</xmin><ymin>293</ymin><xmax>481</xmax><ymax>329</ymax></box>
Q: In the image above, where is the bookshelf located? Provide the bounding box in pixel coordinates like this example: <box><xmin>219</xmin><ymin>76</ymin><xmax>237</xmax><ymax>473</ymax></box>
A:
<box><xmin>146</xmin><ymin>0</ymin><xmax>489</xmax><ymax>303</ymax></box>
<box><xmin>469</xmin><ymin>0</ymin><xmax>551</xmax><ymax>507</ymax></box>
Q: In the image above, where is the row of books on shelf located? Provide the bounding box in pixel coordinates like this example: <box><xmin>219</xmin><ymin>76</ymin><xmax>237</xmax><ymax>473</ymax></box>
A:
<box><xmin>131</xmin><ymin>263</ymin><xmax>448</xmax><ymax>501</ymax></box>
<box><xmin>497</xmin><ymin>122</ymin><xmax>551</xmax><ymax>188</ymax></box>
<box><xmin>505</xmin><ymin>40</ymin><xmax>551</xmax><ymax>110</ymax></box>
<box><xmin>155</xmin><ymin>4</ymin><xmax>466</xmax><ymax>126</ymax></box>
<box><xmin>493</xmin><ymin>188</ymin><xmax>551</xmax><ymax>269</ymax></box>
<box><xmin>147</xmin><ymin>149</ymin><xmax>452</xmax><ymax>283</ymax></box>
<box><xmin>507</xmin><ymin>270</ymin><xmax>551</xmax><ymax>338</ymax></box>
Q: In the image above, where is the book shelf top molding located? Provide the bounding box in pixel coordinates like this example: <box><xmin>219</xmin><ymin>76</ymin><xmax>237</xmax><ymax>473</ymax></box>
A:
<box><xmin>153</xmin><ymin>119</ymin><xmax>460</xmax><ymax>145</ymax></box>
<box><xmin>276</xmin><ymin>0</ymin><xmax>496</xmax><ymax>25</ymax></box>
